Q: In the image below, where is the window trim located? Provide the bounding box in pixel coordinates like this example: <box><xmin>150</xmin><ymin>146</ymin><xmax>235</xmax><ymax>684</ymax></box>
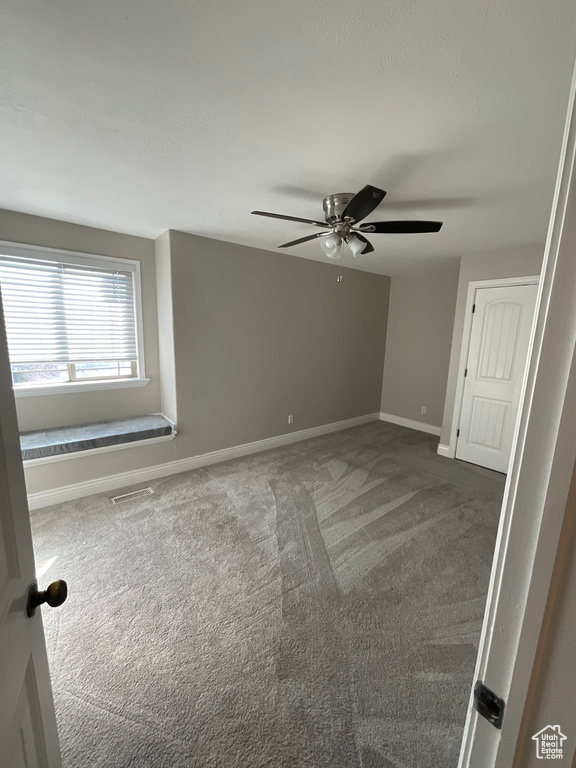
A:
<box><xmin>0</xmin><ymin>240</ymin><xmax>147</xmax><ymax>394</ymax></box>
<box><xmin>13</xmin><ymin>377</ymin><xmax>150</xmax><ymax>398</ymax></box>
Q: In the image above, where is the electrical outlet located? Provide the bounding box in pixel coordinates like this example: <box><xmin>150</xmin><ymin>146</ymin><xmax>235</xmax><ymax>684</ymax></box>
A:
<box><xmin>421</xmin><ymin>406</ymin><xmax>427</xmax><ymax>415</ymax></box>
<box><xmin>288</xmin><ymin>414</ymin><xmax>294</xmax><ymax>424</ymax></box>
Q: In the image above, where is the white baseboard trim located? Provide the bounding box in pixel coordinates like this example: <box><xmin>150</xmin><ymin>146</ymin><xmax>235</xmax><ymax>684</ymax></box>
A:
<box><xmin>379</xmin><ymin>412</ymin><xmax>441</xmax><ymax>437</ymax></box>
<box><xmin>436</xmin><ymin>443</ymin><xmax>452</xmax><ymax>458</ymax></box>
<box><xmin>27</xmin><ymin>412</ymin><xmax>380</xmax><ymax>510</ymax></box>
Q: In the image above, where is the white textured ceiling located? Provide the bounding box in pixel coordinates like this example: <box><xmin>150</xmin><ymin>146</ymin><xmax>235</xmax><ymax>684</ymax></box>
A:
<box><xmin>1</xmin><ymin>1</ymin><xmax>576</xmax><ymax>275</ymax></box>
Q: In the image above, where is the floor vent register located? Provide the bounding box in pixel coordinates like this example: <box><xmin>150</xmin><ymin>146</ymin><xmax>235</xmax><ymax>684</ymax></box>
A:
<box><xmin>110</xmin><ymin>487</ymin><xmax>154</xmax><ymax>504</ymax></box>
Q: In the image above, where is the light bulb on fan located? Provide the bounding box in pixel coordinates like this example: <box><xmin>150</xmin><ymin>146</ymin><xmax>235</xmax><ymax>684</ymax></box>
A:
<box><xmin>325</xmin><ymin>233</ymin><xmax>340</xmax><ymax>248</ymax></box>
<box><xmin>346</xmin><ymin>234</ymin><xmax>365</xmax><ymax>258</ymax></box>
<box><xmin>320</xmin><ymin>233</ymin><xmax>342</xmax><ymax>260</ymax></box>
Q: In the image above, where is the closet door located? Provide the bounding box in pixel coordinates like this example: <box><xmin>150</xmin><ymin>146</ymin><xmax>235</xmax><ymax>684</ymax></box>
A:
<box><xmin>456</xmin><ymin>284</ymin><xmax>538</xmax><ymax>473</ymax></box>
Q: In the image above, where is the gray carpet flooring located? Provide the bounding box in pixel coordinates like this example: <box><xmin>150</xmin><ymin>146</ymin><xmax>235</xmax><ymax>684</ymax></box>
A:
<box><xmin>31</xmin><ymin>421</ymin><xmax>505</xmax><ymax>768</ymax></box>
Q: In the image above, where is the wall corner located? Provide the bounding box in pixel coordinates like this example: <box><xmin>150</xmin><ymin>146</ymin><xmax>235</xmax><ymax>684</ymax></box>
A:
<box><xmin>154</xmin><ymin>230</ymin><xmax>178</xmax><ymax>425</ymax></box>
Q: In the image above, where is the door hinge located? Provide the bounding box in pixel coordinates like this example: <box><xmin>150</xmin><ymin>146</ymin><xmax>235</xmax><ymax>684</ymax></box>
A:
<box><xmin>472</xmin><ymin>303</ymin><xmax>476</xmax><ymax>313</ymax></box>
<box><xmin>473</xmin><ymin>681</ymin><xmax>505</xmax><ymax>729</ymax></box>
<box><xmin>457</xmin><ymin>429</ymin><xmax>460</xmax><ymax>437</ymax></box>
<box><xmin>464</xmin><ymin>368</ymin><xmax>468</xmax><ymax>377</ymax></box>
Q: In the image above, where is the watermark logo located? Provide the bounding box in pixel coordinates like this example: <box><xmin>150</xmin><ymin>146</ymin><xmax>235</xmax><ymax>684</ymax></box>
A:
<box><xmin>532</xmin><ymin>725</ymin><xmax>567</xmax><ymax>759</ymax></box>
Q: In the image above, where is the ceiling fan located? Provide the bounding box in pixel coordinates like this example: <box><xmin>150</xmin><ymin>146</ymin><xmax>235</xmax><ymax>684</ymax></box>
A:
<box><xmin>252</xmin><ymin>185</ymin><xmax>443</xmax><ymax>259</ymax></box>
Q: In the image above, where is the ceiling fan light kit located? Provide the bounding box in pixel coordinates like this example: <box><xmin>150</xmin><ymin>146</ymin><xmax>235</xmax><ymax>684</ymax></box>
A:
<box><xmin>345</xmin><ymin>233</ymin><xmax>366</xmax><ymax>258</ymax></box>
<box><xmin>251</xmin><ymin>184</ymin><xmax>444</xmax><ymax>270</ymax></box>
<box><xmin>320</xmin><ymin>234</ymin><xmax>342</xmax><ymax>260</ymax></box>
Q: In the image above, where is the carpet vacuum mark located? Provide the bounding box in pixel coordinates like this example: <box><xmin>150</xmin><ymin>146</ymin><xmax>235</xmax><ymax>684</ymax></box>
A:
<box><xmin>31</xmin><ymin>422</ymin><xmax>504</xmax><ymax>767</ymax></box>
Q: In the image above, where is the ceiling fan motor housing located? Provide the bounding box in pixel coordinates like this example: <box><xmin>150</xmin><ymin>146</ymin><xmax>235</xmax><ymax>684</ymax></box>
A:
<box><xmin>322</xmin><ymin>193</ymin><xmax>355</xmax><ymax>224</ymax></box>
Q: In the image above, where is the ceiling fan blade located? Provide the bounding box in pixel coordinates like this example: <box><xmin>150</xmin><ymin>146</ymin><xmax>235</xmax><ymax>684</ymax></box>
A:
<box><xmin>251</xmin><ymin>211</ymin><xmax>328</xmax><ymax>228</ymax></box>
<box><xmin>358</xmin><ymin>220</ymin><xmax>443</xmax><ymax>234</ymax></box>
<box><xmin>278</xmin><ymin>232</ymin><xmax>330</xmax><ymax>248</ymax></box>
<box><xmin>353</xmin><ymin>233</ymin><xmax>374</xmax><ymax>254</ymax></box>
<box><xmin>341</xmin><ymin>185</ymin><xmax>386</xmax><ymax>223</ymax></box>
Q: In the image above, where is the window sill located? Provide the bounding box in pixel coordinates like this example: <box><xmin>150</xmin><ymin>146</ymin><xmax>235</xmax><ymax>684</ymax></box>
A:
<box><xmin>13</xmin><ymin>378</ymin><xmax>150</xmax><ymax>398</ymax></box>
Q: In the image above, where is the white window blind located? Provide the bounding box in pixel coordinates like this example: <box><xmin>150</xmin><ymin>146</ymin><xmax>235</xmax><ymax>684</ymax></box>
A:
<box><xmin>0</xmin><ymin>254</ymin><xmax>138</xmax><ymax>364</ymax></box>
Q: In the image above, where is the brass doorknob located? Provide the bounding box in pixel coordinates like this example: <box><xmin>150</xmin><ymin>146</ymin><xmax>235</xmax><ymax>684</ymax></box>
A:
<box><xmin>27</xmin><ymin>580</ymin><xmax>68</xmax><ymax>617</ymax></box>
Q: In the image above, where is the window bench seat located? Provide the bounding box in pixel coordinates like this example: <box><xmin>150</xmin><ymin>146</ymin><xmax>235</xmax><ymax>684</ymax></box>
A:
<box><xmin>21</xmin><ymin>415</ymin><xmax>176</xmax><ymax>462</ymax></box>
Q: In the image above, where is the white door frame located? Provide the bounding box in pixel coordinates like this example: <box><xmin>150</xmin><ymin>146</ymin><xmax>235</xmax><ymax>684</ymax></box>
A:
<box><xmin>445</xmin><ymin>275</ymin><xmax>540</xmax><ymax>461</ymax></box>
<box><xmin>459</xmin><ymin>62</ymin><xmax>576</xmax><ymax>766</ymax></box>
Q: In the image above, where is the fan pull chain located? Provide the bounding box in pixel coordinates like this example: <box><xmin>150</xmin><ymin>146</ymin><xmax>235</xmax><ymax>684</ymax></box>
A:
<box><xmin>336</xmin><ymin>241</ymin><xmax>344</xmax><ymax>282</ymax></box>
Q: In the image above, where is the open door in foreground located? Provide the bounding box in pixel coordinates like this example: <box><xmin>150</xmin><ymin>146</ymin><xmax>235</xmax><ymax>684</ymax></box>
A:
<box><xmin>0</xmin><ymin>289</ymin><xmax>62</xmax><ymax>766</ymax></box>
<box><xmin>460</xmin><ymin>59</ymin><xmax>576</xmax><ymax>766</ymax></box>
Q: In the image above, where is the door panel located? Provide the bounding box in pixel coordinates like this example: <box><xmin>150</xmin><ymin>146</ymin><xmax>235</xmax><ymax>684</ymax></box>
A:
<box><xmin>0</xmin><ymin>290</ymin><xmax>61</xmax><ymax>766</ymax></box>
<box><xmin>469</xmin><ymin>397</ymin><xmax>509</xmax><ymax>450</ymax></box>
<box><xmin>456</xmin><ymin>285</ymin><xmax>538</xmax><ymax>473</ymax></box>
<box><xmin>478</xmin><ymin>301</ymin><xmax>522</xmax><ymax>381</ymax></box>
<box><xmin>8</xmin><ymin>660</ymin><xmax>50</xmax><ymax>768</ymax></box>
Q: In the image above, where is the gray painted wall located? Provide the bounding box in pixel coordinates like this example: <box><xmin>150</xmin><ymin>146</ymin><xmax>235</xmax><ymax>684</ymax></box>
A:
<box><xmin>0</xmin><ymin>209</ymin><xmax>161</xmax><ymax>431</ymax></box>
<box><xmin>165</xmin><ymin>231</ymin><xmax>390</xmax><ymax>458</ymax></box>
<box><xmin>5</xmin><ymin>215</ymin><xmax>390</xmax><ymax>495</ymax></box>
<box><xmin>380</xmin><ymin>268</ymin><xmax>459</xmax><ymax>428</ymax></box>
<box><xmin>439</xmin><ymin>243</ymin><xmax>545</xmax><ymax>447</ymax></box>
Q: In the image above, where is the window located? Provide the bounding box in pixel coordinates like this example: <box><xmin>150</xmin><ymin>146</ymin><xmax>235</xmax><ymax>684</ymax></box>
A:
<box><xmin>0</xmin><ymin>243</ymin><xmax>147</xmax><ymax>394</ymax></box>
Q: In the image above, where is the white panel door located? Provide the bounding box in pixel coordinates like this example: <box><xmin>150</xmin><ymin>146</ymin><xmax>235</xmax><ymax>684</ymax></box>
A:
<box><xmin>456</xmin><ymin>284</ymin><xmax>538</xmax><ymax>473</ymax></box>
<box><xmin>0</xmin><ymin>292</ymin><xmax>62</xmax><ymax>765</ymax></box>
